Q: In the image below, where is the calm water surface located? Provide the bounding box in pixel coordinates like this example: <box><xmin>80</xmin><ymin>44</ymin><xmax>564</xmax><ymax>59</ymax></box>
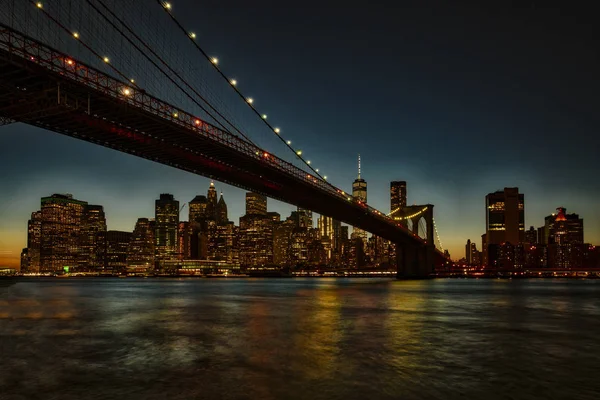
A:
<box><xmin>1</xmin><ymin>278</ymin><xmax>599</xmax><ymax>399</ymax></box>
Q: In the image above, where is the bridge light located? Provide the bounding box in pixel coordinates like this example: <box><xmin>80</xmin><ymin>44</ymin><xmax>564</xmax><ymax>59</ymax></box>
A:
<box><xmin>66</xmin><ymin>59</ymin><xmax>74</xmax><ymax>66</ymax></box>
<box><xmin>194</xmin><ymin>119</ymin><xmax>201</xmax><ymax>125</ymax></box>
<box><xmin>36</xmin><ymin>2</ymin><xmax>43</xmax><ymax>8</ymax></box>
<box><xmin>189</xmin><ymin>32</ymin><xmax>196</xmax><ymax>39</ymax></box>
<box><xmin>306</xmin><ymin>160</ymin><xmax>311</xmax><ymax>164</ymax></box>
<box><xmin>163</xmin><ymin>2</ymin><xmax>172</xmax><ymax>10</ymax></box>
<box><xmin>323</xmin><ymin>176</ymin><xmax>327</xmax><ymax>180</ymax></box>
<box><xmin>286</xmin><ymin>140</ymin><xmax>291</xmax><ymax>145</ymax></box>
<box><xmin>173</xmin><ymin>112</ymin><xmax>178</xmax><ymax>118</ymax></box>
<box><xmin>247</xmin><ymin>97</ymin><xmax>254</xmax><ymax>104</ymax></box>
<box><xmin>274</xmin><ymin>128</ymin><xmax>281</xmax><ymax>134</ymax></box>
<box><xmin>211</xmin><ymin>57</ymin><xmax>218</xmax><ymax>65</ymax></box>
<box><xmin>130</xmin><ymin>78</ymin><xmax>135</xmax><ymax>83</ymax></box>
<box><xmin>296</xmin><ymin>150</ymin><xmax>302</xmax><ymax>155</ymax></box>
<box><xmin>103</xmin><ymin>57</ymin><xmax>110</xmax><ymax>63</ymax></box>
<box><xmin>230</xmin><ymin>79</ymin><xmax>237</xmax><ymax>86</ymax></box>
<box><xmin>73</xmin><ymin>32</ymin><xmax>79</xmax><ymax>39</ymax></box>
<box><xmin>262</xmin><ymin>114</ymin><xmax>267</xmax><ymax>119</ymax></box>
<box><xmin>315</xmin><ymin>169</ymin><xmax>319</xmax><ymax>172</ymax></box>
<box><xmin>123</xmin><ymin>88</ymin><xmax>131</xmax><ymax>96</ymax></box>
<box><xmin>263</xmin><ymin>152</ymin><xmax>269</xmax><ymax>158</ymax></box>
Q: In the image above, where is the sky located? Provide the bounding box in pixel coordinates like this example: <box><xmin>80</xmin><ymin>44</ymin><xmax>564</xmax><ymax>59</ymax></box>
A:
<box><xmin>1</xmin><ymin>1</ymin><xmax>599</xmax><ymax>267</ymax></box>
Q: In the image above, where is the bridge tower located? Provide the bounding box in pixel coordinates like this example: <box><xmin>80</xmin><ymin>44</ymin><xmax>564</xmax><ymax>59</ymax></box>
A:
<box><xmin>391</xmin><ymin>204</ymin><xmax>435</xmax><ymax>279</ymax></box>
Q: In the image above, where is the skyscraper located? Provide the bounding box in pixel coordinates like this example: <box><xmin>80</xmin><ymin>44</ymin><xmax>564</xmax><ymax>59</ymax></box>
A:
<box><xmin>217</xmin><ymin>192</ymin><xmax>228</xmax><ymax>224</ymax></box>
<box><xmin>390</xmin><ymin>181</ymin><xmax>407</xmax><ymax>213</ymax></box>
<box><xmin>245</xmin><ymin>192</ymin><xmax>267</xmax><ymax>215</ymax></box>
<box><xmin>525</xmin><ymin>226</ymin><xmax>537</xmax><ymax>244</ymax></box>
<box><xmin>80</xmin><ymin>204</ymin><xmax>107</xmax><ymax>270</ymax></box>
<box><xmin>26</xmin><ymin>211</ymin><xmax>42</xmax><ymax>272</ymax></box>
<box><xmin>155</xmin><ymin>194</ymin><xmax>179</xmax><ymax>262</ymax></box>
<box><xmin>40</xmin><ymin>194</ymin><xmax>87</xmax><ymax>272</ymax></box>
<box><xmin>206</xmin><ymin>181</ymin><xmax>218</xmax><ymax>221</ymax></box>
<box><xmin>297</xmin><ymin>207</ymin><xmax>313</xmax><ymax>229</ymax></box>
<box><xmin>318</xmin><ymin>215</ymin><xmax>334</xmax><ymax>262</ymax></box>
<box><xmin>484</xmin><ymin>188</ymin><xmax>524</xmax><ymax>266</ymax></box>
<box><xmin>352</xmin><ymin>155</ymin><xmax>367</xmax><ymax>243</ymax></box>
<box><xmin>189</xmin><ymin>195</ymin><xmax>208</xmax><ymax>224</ymax></box>
<box><xmin>239</xmin><ymin>192</ymin><xmax>272</xmax><ymax>266</ymax></box>
<box><xmin>466</xmin><ymin>239</ymin><xmax>472</xmax><ymax>264</ymax></box>
<box><xmin>544</xmin><ymin>207</ymin><xmax>584</xmax><ymax>268</ymax></box>
<box><xmin>127</xmin><ymin>218</ymin><xmax>155</xmax><ymax>272</ymax></box>
<box><xmin>178</xmin><ymin>221</ymin><xmax>190</xmax><ymax>259</ymax></box>
<box><xmin>465</xmin><ymin>239</ymin><xmax>478</xmax><ymax>266</ymax></box>
<box><xmin>99</xmin><ymin>231</ymin><xmax>131</xmax><ymax>273</ymax></box>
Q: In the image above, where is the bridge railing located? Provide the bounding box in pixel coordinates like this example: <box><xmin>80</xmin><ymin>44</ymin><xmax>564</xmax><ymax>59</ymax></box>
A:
<box><xmin>0</xmin><ymin>23</ymin><xmax>434</xmax><ymax>247</ymax></box>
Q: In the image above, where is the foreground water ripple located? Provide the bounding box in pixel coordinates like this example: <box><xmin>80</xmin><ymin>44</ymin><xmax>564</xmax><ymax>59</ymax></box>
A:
<box><xmin>1</xmin><ymin>278</ymin><xmax>599</xmax><ymax>399</ymax></box>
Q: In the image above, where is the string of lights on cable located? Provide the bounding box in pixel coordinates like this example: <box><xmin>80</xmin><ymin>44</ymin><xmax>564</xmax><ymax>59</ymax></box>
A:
<box><xmin>33</xmin><ymin>1</ymin><xmax>141</xmax><ymax>92</ymax></box>
<box><xmin>157</xmin><ymin>1</ymin><xmax>336</xmax><ymax>187</ymax></box>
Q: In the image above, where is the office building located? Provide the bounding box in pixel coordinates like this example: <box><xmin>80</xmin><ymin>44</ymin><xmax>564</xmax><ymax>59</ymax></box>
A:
<box><xmin>99</xmin><ymin>230</ymin><xmax>131</xmax><ymax>273</ymax></box>
<box><xmin>525</xmin><ymin>226</ymin><xmax>537</xmax><ymax>244</ymax></box>
<box><xmin>206</xmin><ymin>181</ymin><xmax>218</xmax><ymax>221</ymax></box>
<box><xmin>25</xmin><ymin>211</ymin><xmax>42</xmax><ymax>272</ymax></box>
<box><xmin>178</xmin><ymin>221</ymin><xmax>190</xmax><ymax>260</ymax></box>
<box><xmin>238</xmin><ymin>192</ymin><xmax>273</xmax><ymax>266</ymax></box>
<box><xmin>297</xmin><ymin>207</ymin><xmax>313</xmax><ymax>228</ymax></box>
<box><xmin>127</xmin><ymin>218</ymin><xmax>155</xmax><ymax>273</ymax></box>
<box><xmin>189</xmin><ymin>195</ymin><xmax>208</xmax><ymax>224</ymax></box>
<box><xmin>155</xmin><ymin>194</ymin><xmax>179</xmax><ymax>262</ymax></box>
<box><xmin>390</xmin><ymin>181</ymin><xmax>407</xmax><ymax>213</ymax></box>
<box><xmin>245</xmin><ymin>192</ymin><xmax>267</xmax><ymax>215</ymax></box>
<box><xmin>352</xmin><ymin>154</ymin><xmax>368</xmax><ymax>243</ymax></box>
<box><xmin>217</xmin><ymin>192</ymin><xmax>228</xmax><ymax>224</ymax></box>
<box><xmin>544</xmin><ymin>207</ymin><xmax>584</xmax><ymax>268</ymax></box>
<box><xmin>79</xmin><ymin>204</ymin><xmax>107</xmax><ymax>270</ymax></box>
<box><xmin>484</xmin><ymin>188</ymin><xmax>524</xmax><ymax>266</ymax></box>
<box><xmin>40</xmin><ymin>194</ymin><xmax>87</xmax><ymax>272</ymax></box>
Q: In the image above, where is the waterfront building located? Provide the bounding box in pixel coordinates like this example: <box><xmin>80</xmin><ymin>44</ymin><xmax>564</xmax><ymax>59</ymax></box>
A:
<box><xmin>25</xmin><ymin>211</ymin><xmax>42</xmax><ymax>273</ymax></box>
<box><xmin>155</xmin><ymin>194</ymin><xmax>179</xmax><ymax>263</ymax></box>
<box><xmin>79</xmin><ymin>204</ymin><xmax>107</xmax><ymax>271</ymax></box>
<box><xmin>99</xmin><ymin>230</ymin><xmax>131</xmax><ymax>273</ymax></box>
<box><xmin>127</xmin><ymin>218</ymin><xmax>155</xmax><ymax>273</ymax></box>
<box><xmin>39</xmin><ymin>194</ymin><xmax>87</xmax><ymax>272</ymax></box>
<box><xmin>544</xmin><ymin>207</ymin><xmax>584</xmax><ymax>268</ymax></box>
<box><xmin>484</xmin><ymin>188</ymin><xmax>524</xmax><ymax>267</ymax></box>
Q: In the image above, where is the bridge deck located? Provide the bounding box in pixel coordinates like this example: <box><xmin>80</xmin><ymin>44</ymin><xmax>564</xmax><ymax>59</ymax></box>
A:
<box><xmin>0</xmin><ymin>24</ymin><xmax>440</xmax><ymax>252</ymax></box>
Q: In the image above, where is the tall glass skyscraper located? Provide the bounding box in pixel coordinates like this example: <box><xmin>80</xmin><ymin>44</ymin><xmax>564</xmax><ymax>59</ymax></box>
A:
<box><xmin>352</xmin><ymin>155</ymin><xmax>367</xmax><ymax>243</ymax></box>
<box><xmin>155</xmin><ymin>193</ymin><xmax>179</xmax><ymax>262</ymax></box>
<box><xmin>390</xmin><ymin>181</ymin><xmax>407</xmax><ymax>213</ymax></box>
<box><xmin>40</xmin><ymin>194</ymin><xmax>87</xmax><ymax>272</ymax></box>
<box><xmin>484</xmin><ymin>187</ymin><xmax>524</xmax><ymax>265</ymax></box>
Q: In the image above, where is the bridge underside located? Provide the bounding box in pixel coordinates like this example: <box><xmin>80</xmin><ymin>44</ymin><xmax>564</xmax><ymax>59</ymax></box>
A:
<box><xmin>0</xmin><ymin>31</ymin><xmax>442</xmax><ymax>278</ymax></box>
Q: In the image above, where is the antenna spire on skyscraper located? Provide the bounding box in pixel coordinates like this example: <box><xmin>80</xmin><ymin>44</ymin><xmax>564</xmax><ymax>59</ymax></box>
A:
<box><xmin>358</xmin><ymin>154</ymin><xmax>361</xmax><ymax>179</ymax></box>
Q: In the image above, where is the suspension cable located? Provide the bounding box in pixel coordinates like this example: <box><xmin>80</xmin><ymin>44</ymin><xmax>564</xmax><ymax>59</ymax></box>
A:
<box><xmin>86</xmin><ymin>0</ymin><xmax>258</xmax><ymax>144</ymax></box>
<box><xmin>30</xmin><ymin>0</ymin><xmax>140</xmax><ymax>91</ymax></box>
<box><xmin>154</xmin><ymin>0</ymin><xmax>338</xmax><ymax>190</ymax></box>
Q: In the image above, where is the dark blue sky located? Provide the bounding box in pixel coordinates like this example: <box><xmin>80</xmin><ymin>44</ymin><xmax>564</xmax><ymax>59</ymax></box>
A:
<box><xmin>1</xmin><ymin>2</ymin><xmax>599</xmax><ymax>266</ymax></box>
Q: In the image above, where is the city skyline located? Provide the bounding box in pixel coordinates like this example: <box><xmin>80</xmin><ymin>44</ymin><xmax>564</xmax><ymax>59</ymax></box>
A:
<box><xmin>5</xmin><ymin>178</ymin><xmax>599</xmax><ymax>269</ymax></box>
<box><xmin>1</xmin><ymin>2</ymin><xmax>600</xmax><ymax>267</ymax></box>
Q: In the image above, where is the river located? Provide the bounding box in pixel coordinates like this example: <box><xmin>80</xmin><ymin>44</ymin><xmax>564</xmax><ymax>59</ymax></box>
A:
<box><xmin>1</xmin><ymin>278</ymin><xmax>599</xmax><ymax>399</ymax></box>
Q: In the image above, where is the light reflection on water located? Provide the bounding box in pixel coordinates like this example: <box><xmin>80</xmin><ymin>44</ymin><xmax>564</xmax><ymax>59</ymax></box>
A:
<box><xmin>1</xmin><ymin>278</ymin><xmax>599</xmax><ymax>399</ymax></box>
